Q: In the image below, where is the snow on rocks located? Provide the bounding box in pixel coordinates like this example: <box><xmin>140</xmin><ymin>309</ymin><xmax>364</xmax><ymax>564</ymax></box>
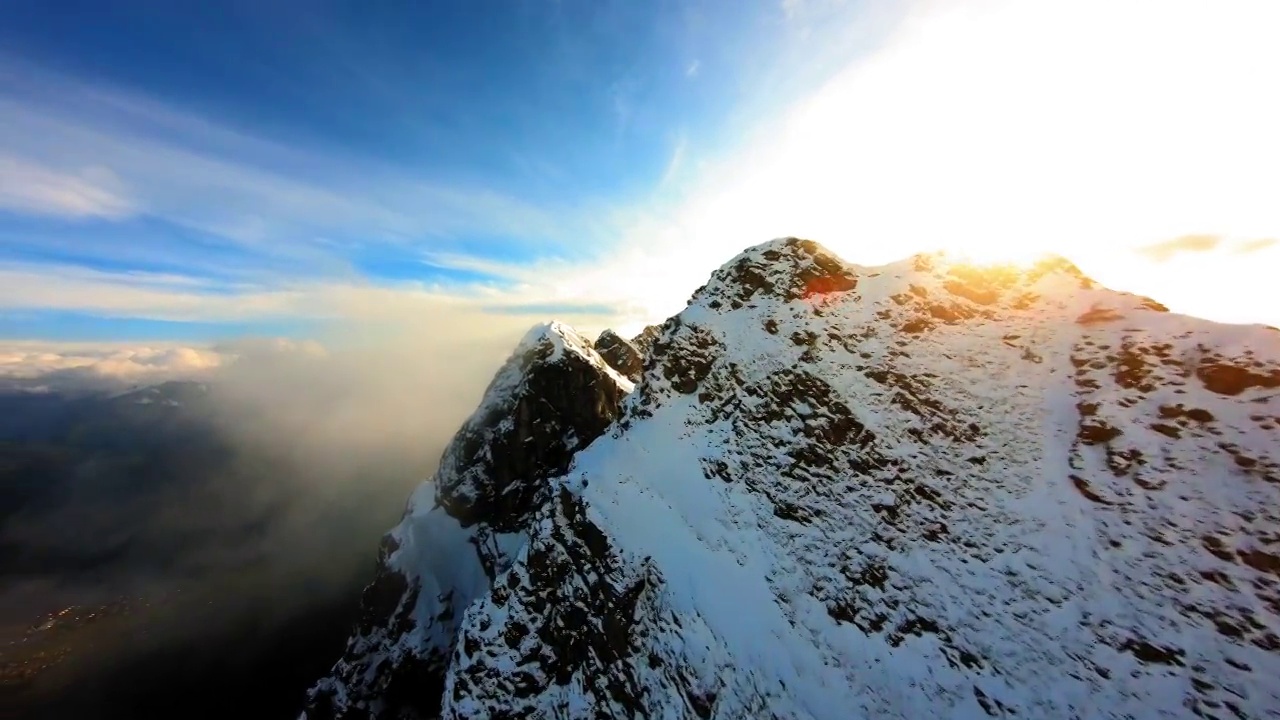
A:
<box><xmin>302</xmin><ymin>321</ymin><xmax>633</xmax><ymax>720</ymax></box>
<box><xmin>310</xmin><ymin>237</ymin><xmax>1280</xmax><ymax>720</ymax></box>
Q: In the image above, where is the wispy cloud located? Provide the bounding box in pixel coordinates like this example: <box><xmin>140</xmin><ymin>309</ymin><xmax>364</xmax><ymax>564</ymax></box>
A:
<box><xmin>685</xmin><ymin>60</ymin><xmax>700</xmax><ymax>78</ymax></box>
<box><xmin>0</xmin><ymin>262</ymin><xmax>301</xmax><ymax>321</ymax></box>
<box><xmin>1136</xmin><ymin>234</ymin><xmax>1222</xmax><ymax>262</ymax></box>
<box><xmin>659</xmin><ymin>134</ymin><xmax>688</xmax><ymax>188</ymax></box>
<box><xmin>1135</xmin><ymin>234</ymin><xmax>1279</xmax><ymax>263</ymax></box>
<box><xmin>0</xmin><ymin>60</ymin><xmax>583</xmax><ymax>258</ymax></box>
<box><xmin>0</xmin><ymin>259</ymin><xmax>631</xmax><ymax>342</ymax></box>
<box><xmin>609</xmin><ymin>79</ymin><xmax>637</xmax><ymax>138</ymax></box>
<box><xmin>1235</xmin><ymin>237</ymin><xmax>1278</xmax><ymax>255</ymax></box>
<box><xmin>0</xmin><ymin>156</ymin><xmax>135</xmax><ymax>219</ymax></box>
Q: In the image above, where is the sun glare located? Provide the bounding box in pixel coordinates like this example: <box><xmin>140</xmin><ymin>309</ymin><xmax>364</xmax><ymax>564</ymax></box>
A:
<box><xmin>931</xmin><ymin>238</ymin><xmax>1060</xmax><ymax>268</ymax></box>
<box><xmin>630</xmin><ymin>0</ymin><xmax>1280</xmax><ymax>327</ymax></box>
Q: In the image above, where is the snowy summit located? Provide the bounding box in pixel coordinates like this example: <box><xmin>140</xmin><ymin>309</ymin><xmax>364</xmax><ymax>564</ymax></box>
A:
<box><xmin>305</xmin><ymin>237</ymin><xmax>1280</xmax><ymax>720</ymax></box>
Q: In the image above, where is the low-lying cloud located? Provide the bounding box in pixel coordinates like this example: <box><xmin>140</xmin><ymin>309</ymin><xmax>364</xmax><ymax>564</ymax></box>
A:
<box><xmin>0</xmin><ymin>340</ymin><xmax>226</xmax><ymax>390</ymax></box>
<box><xmin>0</xmin><ymin>309</ymin><xmax>590</xmax><ymax>718</ymax></box>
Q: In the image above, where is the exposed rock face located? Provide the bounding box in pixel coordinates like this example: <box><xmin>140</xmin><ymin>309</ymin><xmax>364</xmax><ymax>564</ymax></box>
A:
<box><xmin>593</xmin><ymin>329</ymin><xmax>644</xmax><ymax>382</ymax></box>
<box><xmin>301</xmin><ymin>322</ymin><xmax>633</xmax><ymax>720</ymax></box>
<box><xmin>308</xmin><ymin>238</ymin><xmax>1280</xmax><ymax>719</ymax></box>
<box><xmin>630</xmin><ymin>324</ymin><xmax>662</xmax><ymax>357</ymax></box>
<box><xmin>688</xmin><ymin>236</ymin><xmax>857</xmax><ymax>308</ymax></box>
<box><xmin>435</xmin><ymin>324</ymin><xmax>632</xmax><ymax>531</ymax></box>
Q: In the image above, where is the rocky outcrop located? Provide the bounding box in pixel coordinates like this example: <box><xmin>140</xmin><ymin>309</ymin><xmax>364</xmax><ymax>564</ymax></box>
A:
<box><xmin>307</xmin><ymin>237</ymin><xmax>1280</xmax><ymax>719</ymax></box>
<box><xmin>593</xmin><ymin>329</ymin><xmax>644</xmax><ymax>382</ymax></box>
<box><xmin>629</xmin><ymin>324</ymin><xmax>662</xmax><ymax>357</ymax></box>
<box><xmin>435</xmin><ymin>323</ymin><xmax>632</xmax><ymax>531</ymax></box>
<box><xmin>301</xmin><ymin>322</ymin><xmax>633</xmax><ymax>720</ymax></box>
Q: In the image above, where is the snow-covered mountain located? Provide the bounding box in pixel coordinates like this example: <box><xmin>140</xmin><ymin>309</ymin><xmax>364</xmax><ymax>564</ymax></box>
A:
<box><xmin>304</xmin><ymin>238</ymin><xmax>1280</xmax><ymax>719</ymax></box>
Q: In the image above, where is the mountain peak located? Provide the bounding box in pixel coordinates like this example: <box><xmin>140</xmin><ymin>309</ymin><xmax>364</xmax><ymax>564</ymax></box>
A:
<box><xmin>304</xmin><ymin>318</ymin><xmax>634</xmax><ymax>720</ymax></box>
<box><xmin>515</xmin><ymin>319</ymin><xmax>595</xmax><ymax>364</ymax></box>
<box><xmin>690</xmin><ymin>236</ymin><xmax>858</xmax><ymax>309</ymax></box>
<box><xmin>498</xmin><ymin>320</ymin><xmax>635</xmax><ymax>397</ymax></box>
<box><xmin>690</xmin><ymin>238</ymin><xmax>1108</xmax><ymax>323</ymax></box>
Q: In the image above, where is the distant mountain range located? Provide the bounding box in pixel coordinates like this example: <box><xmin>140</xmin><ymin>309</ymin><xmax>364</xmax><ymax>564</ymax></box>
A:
<box><xmin>305</xmin><ymin>238</ymin><xmax>1280</xmax><ymax>719</ymax></box>
<box><xmin>0</xmin><ymin>381</ymin><xmax>219</xmax><ymax>536</ymax></box>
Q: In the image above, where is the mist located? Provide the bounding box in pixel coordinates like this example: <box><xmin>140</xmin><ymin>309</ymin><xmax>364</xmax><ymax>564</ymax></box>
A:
<box><xmin>0</xmin><ymin>312</ymin><xmax>547</xmax><ymax>718</ymax></box>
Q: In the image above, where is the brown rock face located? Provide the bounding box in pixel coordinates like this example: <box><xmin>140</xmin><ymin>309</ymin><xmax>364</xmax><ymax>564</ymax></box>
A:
<box><xmin>690</xmin><ymin>237</ymin><xmax>858</xmax><ymax>310</ymax></box>
<box><xmin>436</xmin><ymin>333</ymin><xmax>630</xmax><ymax>531</ymax></box>
<box><xmin>1197</xmin><ymin>361</ymin><xmax>1280</xmax><ymax>396</ymax></box>
<box><xmin>630</xmin><ymin>324</ymin><xmax>662</xmax><ymax>357</ymax></box>
<box><xmin>593</xmin><ymin>329</ymin><xmax>644</xmax><ymax>382</ymax></box>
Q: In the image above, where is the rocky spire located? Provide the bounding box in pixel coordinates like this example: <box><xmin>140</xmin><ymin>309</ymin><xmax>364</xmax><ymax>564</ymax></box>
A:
<box><xmin>301</xmin><ymin>321</ymin><xmax>632</xmax><ymax>720</ymax></box>
<box><xmin>593</xmin><ymin>328</ymin><xmax>644</xmax><ymax>382</ymax></box>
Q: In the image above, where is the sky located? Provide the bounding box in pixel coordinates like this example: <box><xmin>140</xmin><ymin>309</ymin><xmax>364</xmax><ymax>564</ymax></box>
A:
<box><xmin>1</xmin><ymin>0</ymin><xmax>1278</xmax><ymax>381</ymax></box>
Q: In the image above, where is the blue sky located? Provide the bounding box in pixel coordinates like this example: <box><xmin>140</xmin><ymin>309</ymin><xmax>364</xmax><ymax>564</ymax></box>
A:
<box><xmin>2</xmin><ymin>0</ymin><xmax>1278</xmax><ymax>365</ymax></box>
<box><xmin>0</xmin><ymin>0</ymin><xmax>896</xmax><ymax>342</ymax></box>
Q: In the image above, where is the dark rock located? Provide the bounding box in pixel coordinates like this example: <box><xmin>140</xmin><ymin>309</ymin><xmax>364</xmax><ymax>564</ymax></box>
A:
<box><xmin>1078</xmin><ymin>421</ymin><xmax>1122</xmax><ymax>445</ymax></box>
<box><xmin>1197</xmin><ymin>362</ymin><xmax>1280</xmax><ymax>396</ymax></box>
<box><xmin>1119</xmin><ymin>639</ymin><xmax>1185</xmax><ymax>666</ymax></box>
<box><xmin>1238</xmin><ymin>548</ymin><xmax>1280</xmax><ymax>577</ymax></box>
<box><xmin>658</xmin><ymin>324</ymin><xmax>722</xmax><ymax>396</ymax></box>
<box><xmin>437</xmin><ymin>331</ymin><xmax>629</xmax><ymax>530</ymax></box>
<box><xmin>1077</xmin><ymin>306</ymin><xmax>1125</xmax><ymax>324</ymax></box>
<box><xmin>630</xmin><ymin>324</ymin><xmax>662</xmax><ymax>356</ymax></box>
<box><xmin>594</xmin><ymin>329</ymin><xmax>644</xmax><ymax>381</ymax></box>
<box><xmin>1070</xmin><ymin>475</ymin><xmax>1112</xmax><ymax>505</ymax></box>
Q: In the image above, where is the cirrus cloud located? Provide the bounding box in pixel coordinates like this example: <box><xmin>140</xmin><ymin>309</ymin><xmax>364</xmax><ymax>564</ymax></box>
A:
<box><xmin>1135</xmin><ymin>234</ymin><xmax>1223</xmax><ymax>263</ymax></box>
<box><xmin>0</xmin><ymin>155</ymin><xmax>135</xmax><ymax>220</ymax></box>
<box><xmin>1235</xmin><ymin>238</ymin><xmax>1278</xmax><ymax>255</ymax></box>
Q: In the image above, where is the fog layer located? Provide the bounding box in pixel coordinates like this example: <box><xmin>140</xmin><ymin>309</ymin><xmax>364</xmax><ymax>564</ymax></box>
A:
<box><xmin>1</xmin><ymin>313</ymin><xmax>543</xmax><ymax>718</ymax></box>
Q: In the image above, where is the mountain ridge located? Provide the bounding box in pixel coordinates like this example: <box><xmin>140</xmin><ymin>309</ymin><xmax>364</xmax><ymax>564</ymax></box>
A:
<box><xmin>305</xmin><ymin>237</ymin><xmax>1280</xmax><ymax>719</ymax></box>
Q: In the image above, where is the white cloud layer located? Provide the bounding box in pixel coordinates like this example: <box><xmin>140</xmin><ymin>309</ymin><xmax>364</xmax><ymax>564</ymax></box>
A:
<box><xmin>0</xmin><ymin>340</ymin><xmax>225</xmax><ymax>383</ymax></box>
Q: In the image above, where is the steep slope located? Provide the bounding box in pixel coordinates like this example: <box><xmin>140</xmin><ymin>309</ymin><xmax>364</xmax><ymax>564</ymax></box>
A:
<box><xmin>303</xmin><ymin>322</ymin><xmax>633</xmax><ymax>720</ymax></box>
<box><xmin>312</xmin><ymin>238</ymin><xmax>1280</xmax><ymax>719</ymax></box>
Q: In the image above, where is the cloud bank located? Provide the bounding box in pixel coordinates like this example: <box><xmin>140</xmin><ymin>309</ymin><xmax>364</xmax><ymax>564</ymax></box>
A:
<box><xmin>0</xmin><ymin>310</ymin><xmax>549</xmax><ymax>717</ymax></box>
